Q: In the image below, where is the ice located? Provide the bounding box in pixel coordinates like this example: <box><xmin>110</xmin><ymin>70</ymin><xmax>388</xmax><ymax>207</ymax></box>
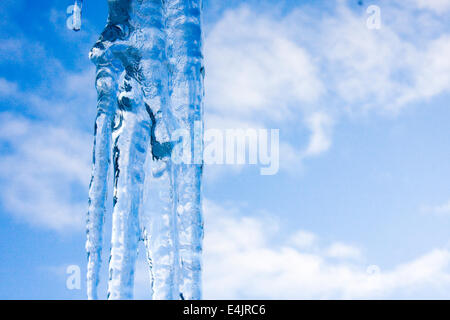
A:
<box><xmin>85</xmin><ymin>0</ymin><xmax>204</xmax><ymax>300</ymax></box>
<box><xmin>166</xmin><ymin>0</ymin><xmax>204</xmax><ymax>300</ymax></box>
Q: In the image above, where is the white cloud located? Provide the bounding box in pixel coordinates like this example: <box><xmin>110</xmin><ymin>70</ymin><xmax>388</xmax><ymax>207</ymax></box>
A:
<box><xmin>204</xmin><ymin>6</ymin><xmax>324</xmax><ymax>123</ymax></box>
<box><xmin>421</xmin><ymin>200</ymin><xmax>450</xmax><ymax>216</ymax></box>
<box><xmin>0</xmin><ymin>66</ymin><xmax>96</xmax><ymax>128</ymax></box>
<box><xmin>0</xmin><ymin>61</ymin><xmax>96</xmax><ymax>232</ymax></box>
<box><xmin>276</xmin><ymin>112</ymin><xmax>334</xmax><ymax>174</ymax></box>
<box><xmin>200</xmin><ymin>200</ymin><xmax>450</xmax><ymax>299</ymax></box>
<box><xmin>302</xmin><ymin>112</ymin><xmax>334</xmax><ymax>157</ymax></box>
<box><xmin>319</xmin><ymin>2</ymin><xmax>450</xmax><ymax>113</ymax></box>
<box><xmin>0</xmin><ymin>113</ymin><xmax>91</xmax><ymax>231</ymax></box>
<box><xmin>326</xmin><ymin>242</ymin><xmax>362</xmax><ymax>260</ymax></box>
<box><xmin>413</xmin><ymin>0</ymin><xmax>450</xmax><ymax>14</ymax></box>
<box><xmin>289</xmin><ymin>230</ymin><xmax>317</xmax><ymax>249</ymax></box>
<box><xmin>205</xmin><ymin>2</ymin><xmax>450</xmax><ymax>119</ymax></box>
<box><xmin>99</xmin><ymin>199</ymin><xmax>450</xmax><ymax>299</ymax></box>
<box><xmin>203</xmin><ymin>2</ymin><xmax>450</xmax><ymax>177</ymax></box>
<box><xmin>414</xmin><ymin>35</ymin><xmax>450</xmax><ymax>99</ymax></box>
<box><xmin>319</xmin><ymin>7</ymin><xmax>416</xmax><ymax>112</ymax></box>
<box><xmin>0</xmin><ymin>38</ymin><xmax>46</xmax><ymax>64</ymax></box>
<box><xmin>0</xmin><ymin>77</ymin><xmax>19</xmax><ymax>97</ymax></box>
<box><xmin>203</xmin><ymin>7</ymin><xmax>333</xmax><ymax>176</ymax></box>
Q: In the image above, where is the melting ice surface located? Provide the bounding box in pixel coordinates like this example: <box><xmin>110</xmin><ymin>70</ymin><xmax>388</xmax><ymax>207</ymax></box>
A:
<box><xmin>84</xmin><ymin>0</ymin><xmax>204</xmax><ymax>300</ymax></box>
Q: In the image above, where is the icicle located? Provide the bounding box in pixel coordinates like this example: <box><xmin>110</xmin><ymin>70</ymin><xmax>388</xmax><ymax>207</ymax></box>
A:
<box><xmin>142</xmin><ymin>157</ymin><xmax>179</xmax><ymax>299</ymax></box>
<box><xmin>86</xmin><ymin>64</ymin><xmax>121</xmax><ymax>300</ymax></box>
<box><xmin>107</xmin><ymin>75</ymin><xmax>149</xmax><ymax>300</ymax></box>
<box><xmin>86</xmin><ymin>0</ymin><xmax>204</xmax><ymax>300</ymax></box>
<box><xmin>106</xmin><ymin>0</ymin><xmax>179</xmax><ymax>299</ymax></box>
<box><xmin>86</xmin><ymin>0</ymin><xmax>126</xmax><ymax>298</ymax></box>
<box><xmin>132</xmin><ymin>0</ymin><xmax>181</xmax><ymax>300</ymax></box>
<box><xmin>166</xmin><ymin>0</ymin><xmax>205</xmax><ymax>300</ymax></box>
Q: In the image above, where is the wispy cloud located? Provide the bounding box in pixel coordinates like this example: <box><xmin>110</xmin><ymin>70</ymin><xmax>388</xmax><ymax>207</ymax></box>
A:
<box><xmin>302</xmin><ymin>112</ymin><xmax>334</xmax><ymax>158</ymax></box>
<box><xmin>200</xmin><ymin>200</ymin><xmax>450</xmax><ymax>299</ymax></box>
<box><xmin>0</xmin><ymin>112</ymin><xmax>91</xmax><ymax>231</ymax></box>
<box><xmin>326</xmin><ymin>242</ymin><xmax>362</xmax><ymax>260</ymax></box>
<box><xmin>0</xmin><ymin>78</ymin><xmax>19</xmax><ymax>96</ymax></box>
<box><xmin>202</xmin><ymin>1</ymin><xmax>450</xmax><ymax>176</ymax></box>
<box><xmin>204</xmin><ymin>6</ymin><xmax>324</xmax><ymax>123</ymax></box>
<box><xmin>0</xmin><ymin>56</ymin><xmax>96</xmax><ymax>232</ymax></box>
<box><xmin>289</xmin><ymin>230</ymin><xmax>317</xmax><ymax>249</ymax></box>
<box><xmin>412</xmin><ymin>0</ymin><xmax>450</xmax><ymax>14</ymax></box>
<box><xmin>421</xmin><ymin>200</ymin><xmax>450</xmax><ymax>216</ymax></box>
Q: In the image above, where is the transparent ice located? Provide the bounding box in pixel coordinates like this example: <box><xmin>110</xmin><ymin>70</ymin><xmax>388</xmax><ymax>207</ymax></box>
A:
<box><xmin>84</xmin><ymin>0</ymin><xmax>204</xmax><ymax>300</ymax></box>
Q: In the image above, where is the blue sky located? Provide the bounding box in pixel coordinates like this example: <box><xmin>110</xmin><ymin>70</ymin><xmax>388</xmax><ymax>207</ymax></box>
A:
<box><xmin>0</xmin><ymin>0</ymin><xmax>450</xmax><ymax>299</ymax></box>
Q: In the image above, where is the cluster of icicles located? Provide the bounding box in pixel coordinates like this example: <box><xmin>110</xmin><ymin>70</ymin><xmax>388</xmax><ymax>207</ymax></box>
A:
<box><xmin>79</xmin><ymin>0</ymin><xmax>204</xmax><ymax>300</ymax></box>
